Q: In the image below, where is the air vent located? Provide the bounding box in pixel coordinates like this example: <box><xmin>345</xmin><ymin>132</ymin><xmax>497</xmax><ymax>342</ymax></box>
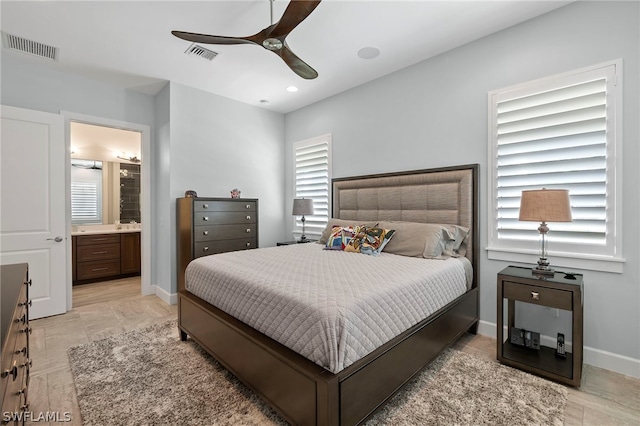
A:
<box><xmin>2</xmin><ymin>32</ymin><xmax>58</xmax><ymax>61</ymax></box>
<box><xmin>184</xmin><ymin>43</ymin><xmax>218</xmax><ymax>61</ymax></box>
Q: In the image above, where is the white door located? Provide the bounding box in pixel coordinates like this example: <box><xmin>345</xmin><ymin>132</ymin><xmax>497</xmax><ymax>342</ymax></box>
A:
<box><xmin>1</xmin><ymin>105</ymin><xmax>67</xmax><ymax>319</ymax></box>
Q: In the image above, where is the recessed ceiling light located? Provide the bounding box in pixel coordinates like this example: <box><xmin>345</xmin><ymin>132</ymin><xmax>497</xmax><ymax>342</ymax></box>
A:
<box><xmin>286</xmin><ymin>86</ymin><xmax>299</xmax><ymax>93</ymax></box>
<box><xmin>357</xmin><ymin>47</ymin><xmax>380</xmax><ymax>60</ymax></box>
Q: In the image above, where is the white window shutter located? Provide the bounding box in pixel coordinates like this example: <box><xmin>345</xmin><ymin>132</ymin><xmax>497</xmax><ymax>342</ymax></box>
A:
<box><xmin>293</xmin><ymin>135</ymin><xmax>332</xmax><ymax>236</ymax></box>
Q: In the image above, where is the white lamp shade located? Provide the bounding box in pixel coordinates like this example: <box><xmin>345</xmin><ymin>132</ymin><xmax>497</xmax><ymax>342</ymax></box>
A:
<box><xmin>519</xmin><ymin>189</ymin><xmax>572</xmax><ymax>222</ymax></box>
<box><xmin>292</xmin><ymin>198</ymin><xmax>314</xmax><ymax>216</ymax></box>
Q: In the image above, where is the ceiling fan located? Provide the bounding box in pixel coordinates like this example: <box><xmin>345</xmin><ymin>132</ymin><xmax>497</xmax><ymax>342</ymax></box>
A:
<box><xmin>172</xmin><ymin>0</ymin><xmax>321</xmax><ymax>80</ymax></box>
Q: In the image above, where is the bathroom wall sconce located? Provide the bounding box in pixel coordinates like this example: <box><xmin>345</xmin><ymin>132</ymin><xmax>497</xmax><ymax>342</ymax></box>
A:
<box><xmin>117</xmin><ymin>155</ymin><xmax>141</xmax><ymax>163</ymax></box>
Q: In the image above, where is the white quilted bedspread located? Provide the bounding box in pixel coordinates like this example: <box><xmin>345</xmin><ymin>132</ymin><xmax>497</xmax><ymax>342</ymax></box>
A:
<box><xmin>185</xmin><ymin>243</ymin><xmax>470</xmax><ymax>374</ymax></box>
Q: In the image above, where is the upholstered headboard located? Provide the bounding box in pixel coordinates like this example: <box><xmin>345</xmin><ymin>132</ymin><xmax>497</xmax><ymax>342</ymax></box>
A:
<box><xmin>332</xmin><ymin>164</ymin><xmax>479</xmax><ymax>287</ymax></box>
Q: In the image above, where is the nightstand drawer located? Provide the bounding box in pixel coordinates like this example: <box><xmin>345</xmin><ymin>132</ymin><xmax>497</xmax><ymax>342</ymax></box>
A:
<box><xmin>503</xmin><ymin>281</ymin><xmax>572</xmax><ymax>310</ymax></box>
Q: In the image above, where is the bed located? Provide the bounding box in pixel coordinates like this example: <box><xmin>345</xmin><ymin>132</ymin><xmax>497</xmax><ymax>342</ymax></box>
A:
<box><xmin>177</xmin><ymin>164</ymin><xmax>479</xmax><ymax>425</ymax></box>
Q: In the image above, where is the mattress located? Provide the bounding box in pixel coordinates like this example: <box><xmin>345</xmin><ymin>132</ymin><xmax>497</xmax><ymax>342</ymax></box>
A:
<box><xmin>185</xmin><ymin>243</ymin><xmax>471</xmax><ymax>374</ymax></box>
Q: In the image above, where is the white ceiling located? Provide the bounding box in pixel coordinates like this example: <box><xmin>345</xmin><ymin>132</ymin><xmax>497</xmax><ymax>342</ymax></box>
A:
<box><xmin>1</xmin><ymin>1</ymin><xmax>571</xmax><ymax>114</ymax></box>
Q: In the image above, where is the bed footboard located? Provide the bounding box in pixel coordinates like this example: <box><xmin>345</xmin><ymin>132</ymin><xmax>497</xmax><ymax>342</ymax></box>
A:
<box><xmin>179</xmin><ymin>287</ymin><xmax>478</xmax><ymax>426</ymax></box>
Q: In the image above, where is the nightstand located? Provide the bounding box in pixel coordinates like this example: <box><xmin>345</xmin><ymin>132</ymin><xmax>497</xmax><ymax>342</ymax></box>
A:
<box><xmin>497</xmin><ymin>266</ymin><xmax>583</xmax><ymax>386</ymax></box>
<box><xmin>276</xmin><ymin>239</ymin><xmax>317</xmax><ymax>246</ymax></box>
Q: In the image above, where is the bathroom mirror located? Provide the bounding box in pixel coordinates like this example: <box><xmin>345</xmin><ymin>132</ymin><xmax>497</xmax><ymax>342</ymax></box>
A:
<box><xmin>70</xmin><ymin>121</ymin><xmax>142</xmax><ymax>226</ymax></box>
<box><xmin>70</xmin><ymin>159</ymin><xmax>141</xmax><ymax>225</ymax></box>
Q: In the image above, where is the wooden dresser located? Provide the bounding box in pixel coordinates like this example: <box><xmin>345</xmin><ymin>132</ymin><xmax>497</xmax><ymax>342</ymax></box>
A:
<box><xmin>1</xmin><ymin>263</ymin><xmax>31</xmax><ymax>424</ymax></box>
<box><xmin>177</xmin><ymin>197</ymin><xmax>258</xmax><ymax>291</ymax></box>
<box><xmin>72</xmin><ymin>231</ymin><xmax>141</xmax><ymax>284</ymax></box>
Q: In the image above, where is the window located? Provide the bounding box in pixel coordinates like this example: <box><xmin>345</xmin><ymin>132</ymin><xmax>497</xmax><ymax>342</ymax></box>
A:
<box><xmin>487</xmin><ymin>61</ymin><xmax>623</xmax><ymax>273</ymax></box>
<box><xmin>71</xmin><ymin>160</ymin><xmax>103</xmax><ymax>224</ymax></box>
<box><xmin>293</xmin><ymin>134</ymin><xmax>332</xmax><ymax>238</ymax></box>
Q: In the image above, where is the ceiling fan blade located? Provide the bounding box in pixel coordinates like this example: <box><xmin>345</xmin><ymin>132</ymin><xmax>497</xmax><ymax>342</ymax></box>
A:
<box><xmin>269</xmin><ymin>0</ymin><xmax>322</xmax><ymax>38</ymax></box>
<box><xmin>277</xmin><ymin>44</ymin><xmax>318</xmax><ymax>80</ymax></box>
<box><xmin>171</xmin><ymin>31</ymin><xmax>254</xmax><ymax>46</ymax></box>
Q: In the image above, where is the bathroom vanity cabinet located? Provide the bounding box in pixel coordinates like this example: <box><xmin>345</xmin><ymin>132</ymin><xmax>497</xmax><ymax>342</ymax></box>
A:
<box><xmin>72</xmin><ymin>231</ymin><xmax>141</xmax><ymax>285</ymax></box>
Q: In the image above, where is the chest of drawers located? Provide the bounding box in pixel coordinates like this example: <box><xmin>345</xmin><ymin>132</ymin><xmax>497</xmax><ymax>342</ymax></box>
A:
<box><xmin>177</xmin><ymin>197</ymin><xmax>258</xmax><ymax>291</ymax></box>
<box><xmin>1</xmin><ymin>263</ymin><xmax>31</xmax><ymax>424</ymax></box>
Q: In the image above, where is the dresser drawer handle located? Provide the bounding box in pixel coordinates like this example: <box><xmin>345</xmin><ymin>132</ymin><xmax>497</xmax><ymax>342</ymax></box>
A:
<box><xmin>23</xmin><ymin>279</ymin><xmax>32</xmax><ymax>287</ymax></box>
<box><xmin>202</xmin><ymin>231</ymin><xmax>209</xmax><ymax>236</ymax></box>
<box><xmin>246</xmin><ymin>229</ymin><xmax>251</xmax><ymax>233</ymax></box>
<box><xmin>202</xmin><ymin>204</ymin><xmax>209</xmax><ymax>209</ymax></box>
<box><xmin>245</xmin><ymin>204</ymin><xmax>251</xmax><ymax>209</ymax></box>
<box><xmin>203</xmin><ymin>247</ymin><xmax>209</xmax><ymax>252</ymax></box>
<box><xmin>202</xmin><ymin>217</ymin><xmax>209</xmax><ymax>221</ymax></box>
<box><xmin>531</xmin><ymin>291</ymin><xmax>540</xmax><ymax>301</ymax></box>
<box><xmin>14</xmin><ymin>314</ymin><xmax>26</xmax><ymax>324</ymax></box>
<box><xmin>1</xmin><ymin>366</ymin><xmax>17</xmax><ymax>381</ymax></box>
<box><xmin>92</xmin><ymin>267</ymin><xmax>109</xmax><ymax>272</ymax></box>
<box><xmin>19</xmin><ymin>327</ymin><xmax>32</xmax><ymax>335</ymax></box>
<box><xmin>92</xmin><ymin>251</ymin><xmax>108</xmax><ymax>255</ymax></box>
<box><xmin>15</xmin><ymin>347</ymin><xmax>28</xmax><ymax>357</ymax></box>
<box><xmin>20</xmin><ymin>360</ymin><xmax>32</xmax><ymax>369</ymax></box>
<box><xmin>18</xmin><ymin>299</ymin><xmax>32</xmax><ymax>308</ymax></box>
<box><xmin>246</xmin><ymin>242</ymin><xmax>251</xmax><ymax>247</ymax></box>
<box><xmin>246</xmin><ymin>215</ymin><xmax>251</xmax><ymax>220</ymax></box>
<box><xmin>92</xmin><ymin>238</ymin><xmax>108</xmax><ymax>241</ymax></box>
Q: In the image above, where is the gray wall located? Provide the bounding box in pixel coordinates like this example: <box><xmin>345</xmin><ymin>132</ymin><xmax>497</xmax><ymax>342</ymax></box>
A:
<box><xmin>156</xmin><ymin>82</ymin><xmax>286</xmax><ymax>294</ymax></box>
<box><xmin>284</xmin><ymin>1</ymin><xmax>640</xmax><ymax>362</ymax></box>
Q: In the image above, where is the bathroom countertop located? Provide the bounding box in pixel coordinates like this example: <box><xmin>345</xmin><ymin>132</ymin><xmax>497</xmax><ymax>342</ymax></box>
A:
<box><xmin>71</xmin><ymin>228</ymin><xmax>141</xmax><ymax>236</ymax></box>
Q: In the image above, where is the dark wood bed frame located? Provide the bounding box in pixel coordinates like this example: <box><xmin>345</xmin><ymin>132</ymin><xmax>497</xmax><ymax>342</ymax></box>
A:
<box><xmin>178</xmin><ymin>164</ymin><xmax>479</xmax><ymax>425</ymax></box>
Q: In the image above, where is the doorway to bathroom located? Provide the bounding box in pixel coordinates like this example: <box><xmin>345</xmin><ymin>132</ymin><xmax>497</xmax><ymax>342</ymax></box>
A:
<box><xmin>65</xmin><ymin>112</ymin><xmax>151</xmax><ymax>308</ymax></box>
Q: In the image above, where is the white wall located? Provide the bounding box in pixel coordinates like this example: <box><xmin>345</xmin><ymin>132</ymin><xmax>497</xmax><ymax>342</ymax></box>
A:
<box><xmin>284</xmin><ymin>1</ymin><xmax>640</xmax><ymax>375</ymax></box>
<box><xmin>158</xmin><ymin>82</ymin><xmax>286</xmax><ymax>295</ymax></box>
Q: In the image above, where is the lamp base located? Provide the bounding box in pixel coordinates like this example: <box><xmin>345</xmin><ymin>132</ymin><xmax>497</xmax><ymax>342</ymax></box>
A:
<box><xmin>532</xmin><ymin>257</ymin><xmax>555</xmax><ymax>277</ymax></box>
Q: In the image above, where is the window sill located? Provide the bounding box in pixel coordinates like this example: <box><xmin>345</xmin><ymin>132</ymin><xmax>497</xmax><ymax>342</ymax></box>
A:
<box><xmin>486</xmin><ymin>247</ymin><xmax>625</xmax><ymax>274</ymax></box>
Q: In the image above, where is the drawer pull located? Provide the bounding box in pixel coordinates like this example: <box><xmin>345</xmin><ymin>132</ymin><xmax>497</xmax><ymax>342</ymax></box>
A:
<box><xmin>23</xmin><ymin>279</ymin><xmax>32</xmax><ymax>287</ymax></box>
<box><xmin>246</xmin><ymin>228</ymin><xmax>251</xmax><ymax>233</ymax></box>
<box><xmin>15</xmin><ymin>347</ymin><xmax>28</xmax><ymax>357</ymax></box>
<box><xmin>202</xmin><ymin>231</ymin><xmax>209</xmax><ymax>236</ymax></box>
<box><xmin>246</xmin><ymin>215</ymin><xmax>251</xmax><ymax>220</ymax></box>
<box><xmin>92</xmin><ymin>238</ymin><xmax>108</xmax><ymax>241</ymax></box>
<box><xmin>18</xmin><ymin>299</ymin><xmax>32</xmax><ymax>308</ymax></box>
<box><xmin>531</xmin><ymin>291</ymin><xmax>540</xmax><ymax>301</ymax></box>
<box><xmin>245</xmin><ymin>204</ymin><xmax>251</xmax><ymax>209</ymax></box>
<box><xmin>20</xmin><ymin>360</ymin><xmax>32</xmax><ymax>369</ymax></box>
<box><xmin>203</xmin><ymin>247</ymin><xmax>209</xmax><ymax>252</ymax></box>
<box><xmin>91</xmin><ymin>267</ymin><xmax>109</xmax><ymax>272</ymax></box>
<box><xmin>202</xmin><ymin>204</ymin><xmax>209</xmax><ymax>209</ymax></box>
<box><xmin>246</xmin><ymin>242</ymin><xmax>251</xmax><ymax>247</ymax></box>
<box><xmin>19</xmin><ymin>327</ymin><xmax>32</xmax><ymax>335</ymax></box>
<box><xmin>1</xmin><ymin>366</ymin><xmax>17</xmax><ymax>381</ymax></box>
<box><xmin>17</xmin><ymin>388</ymin><xmax>26</xmax><ymax>396</ymax></box>
<box><xmin>92</xmin><ymin>251</ymin><xmax>108</xmax><ymax>255</ymax></box>
<box><xmin>202</xmin><ymin>217</ymin><xmax>209</xmax><ymax>221</ymax></box>
<box><xmin>14</xmin><ymin>314</ymin><xmax>26</xmax><ymax>324</ymax></box>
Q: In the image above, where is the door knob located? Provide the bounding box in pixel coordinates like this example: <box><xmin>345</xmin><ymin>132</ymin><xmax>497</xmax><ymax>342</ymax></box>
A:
<box><xmin>47</xmin><ymin>236</ymin><xmax>63</xmax><ymax>242</ymax></box>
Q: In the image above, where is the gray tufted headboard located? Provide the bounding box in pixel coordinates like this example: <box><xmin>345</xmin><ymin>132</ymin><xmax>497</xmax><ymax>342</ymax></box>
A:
<box><xmin>332</xmin><ymin>164</ymin><xmax>479</xmax><ymax>288</ymax></box>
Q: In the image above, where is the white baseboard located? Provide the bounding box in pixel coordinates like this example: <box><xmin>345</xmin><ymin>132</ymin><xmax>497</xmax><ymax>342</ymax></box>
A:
<box><xmin>477</xmin><ymin>320</ymin><xmax>640</xmax><ymax>379</ymax></box>
<box><xmin>151</xmin><ymin>285</ymin><xmax>177</xmax><ymax>305</ymax></box>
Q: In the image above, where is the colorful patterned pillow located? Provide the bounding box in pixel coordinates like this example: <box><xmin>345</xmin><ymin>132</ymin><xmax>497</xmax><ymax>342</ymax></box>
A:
<box><xmin>324</xmin><ymin>226</ymin><xmax>359</xmax><ymax>250</ymax></box>
<box><xmin>344</xmin><ymin>227</ymin><xmax>396</xmax><ymax>256</ymax></box>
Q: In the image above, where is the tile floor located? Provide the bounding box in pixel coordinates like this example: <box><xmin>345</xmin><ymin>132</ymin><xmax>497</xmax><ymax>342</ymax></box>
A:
<box><xmin>26</xmin><ymin>279</ymin><xmax>639</xmax><ymax>425</ymax></box>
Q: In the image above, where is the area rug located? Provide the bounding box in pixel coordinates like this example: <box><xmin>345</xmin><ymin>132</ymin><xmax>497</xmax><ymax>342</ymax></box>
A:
<box><xmin>68</xmin><ymin>320</ymin><xmax>567</xmax><ymax>425</ymax></box>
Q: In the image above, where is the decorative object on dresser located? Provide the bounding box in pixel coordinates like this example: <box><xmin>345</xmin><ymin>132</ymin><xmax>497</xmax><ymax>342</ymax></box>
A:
<box><xmin>518</xmin><ymin>188</ymin><xmax>572</xmax><ymax>276</ymax></box>
<box><xmin>230</xmin><ymin>188</ymin><xmax>241</xmax><ymax>199</ymax></box>
<box><xmin>497</xmin><ymin>266</ymin><xmax>583</xmax><ymax>386</ymax></box>
<box><xmin>1</xmin><ymin>263</ymin><xmax>31</xmax><ymax>420</ymax></box>
<box><xmin>71</xmin><ymin>232</ymin><xmax>141</xmax><ymax>285</ymax></box>
<box><xmin>184</xmin><ymin>190</ymin><xmax>197</xmax><ymax>198</ymax></box>
<box><xmin>177</xmin><ymin>197</ymin><xmax>258</xmax><ymax>291</ymax></box>
<box><xmin>292</xmin><ymin>198</ymin><xmax>314</xmax><ymax>242</ymax></box>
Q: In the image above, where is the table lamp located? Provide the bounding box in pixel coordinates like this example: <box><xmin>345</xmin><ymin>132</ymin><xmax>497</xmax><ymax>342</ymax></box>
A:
<box><xmin>292</xmin><ymin>198</ymin><xmax>314</xmax><ymax>242</ymax></box>
<box><xmin>519</xmin><ymin>188</ymin><xmax>572</xmax><ymax>276</ymax></box>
